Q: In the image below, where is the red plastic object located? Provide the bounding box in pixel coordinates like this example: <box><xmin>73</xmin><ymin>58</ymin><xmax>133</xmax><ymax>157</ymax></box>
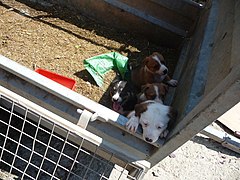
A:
<box><xmin>35</xmin><ymin>68</ymin><xmax>76</xmax><ymax>90</ymax></box>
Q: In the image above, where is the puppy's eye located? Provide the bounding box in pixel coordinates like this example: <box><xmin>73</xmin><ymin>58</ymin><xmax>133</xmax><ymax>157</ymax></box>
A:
<box><xmin>157</xmin><ymin>126</ymin><xmax>162</xmax><ymax>129</ymax></box>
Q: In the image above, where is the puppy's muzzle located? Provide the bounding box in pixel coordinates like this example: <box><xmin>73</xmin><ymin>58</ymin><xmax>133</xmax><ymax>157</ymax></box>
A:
<box><xmin>163</xmin><ymin>69</ymin><xmax>168</xmax><ymax>75</ymax></box>
<box><xmin>145</xmin><ymin>137</ymin><xmax>153</xmax><ymax>143</ymax></box>
<box><xmin>112</xmin><ymin>98</ymin><xmax>118</xmax><ymax>102</ymax></box>
<box><xmin>112</xmin><ymin>93</ymin><xmax>120</xmax><ymax>102</ymax></box>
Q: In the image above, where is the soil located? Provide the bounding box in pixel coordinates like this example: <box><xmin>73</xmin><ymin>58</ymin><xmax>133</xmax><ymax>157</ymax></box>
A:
<box><xmin>143</xmin><ymin>133</ymin><xmax>240</xmax><ymax>180</ymax></box>
<box><xmin>0</xmin><ymin>0</ymin><xmax>178</xmax><ymax>108</ymax></box>
<box><xmin>0</xmin><ymin>0</ymin><xmax>239</xmax><ymax>180</ymax></box>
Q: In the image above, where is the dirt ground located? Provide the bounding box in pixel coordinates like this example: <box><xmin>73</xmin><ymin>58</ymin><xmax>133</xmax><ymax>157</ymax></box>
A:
<box><xmin>0</xmin><ymin>0</ymin><xmax>239</xmax><ymax>179</ymax></box>
<box><xmin>0</xmin><ymin>0</ymin><xmax>178</xmax><ymax>108</ymax></box>
<box><xmin>143</xmin><ymin>133</ymin><xmax>240</xmax><ymax>180</ymax></box>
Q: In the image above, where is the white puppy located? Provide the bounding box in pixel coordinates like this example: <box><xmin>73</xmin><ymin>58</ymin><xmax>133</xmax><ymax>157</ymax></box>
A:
<box><xmin>126</xmin><ymin>100</ymin><xmax>177</xmax><ymax>143</ymax></box>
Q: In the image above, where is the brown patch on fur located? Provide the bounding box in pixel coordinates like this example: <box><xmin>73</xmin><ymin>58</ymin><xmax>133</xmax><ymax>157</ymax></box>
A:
<box><xmin>131</xmin><ymin>65</ymin><xmax>155</xmax><ymax>89</ymax></box>
<box><xmin>155</xmin><ymin>83</ymin><xmax>168</xmax><ymax>98</ymax></box>
<box><xmin>144</xmin><ymin>56</ymin><xmax>160</xmax><ymax>73</ymax></box>
<box><xmin>141</xmin><ymin>84</ymin><xmax>157</xmax><ymax>100</ymax></box>
<box><xmin>134</xmin><ymin>102</ymin><xmax>153</xmax><ymax>118</ymax></box>
<box><xmin>134</xmin><ymin>103</ymin><xmax>148</xmax><ymax>118</ymax></box>
<box><xmin>140</xmin><ymin>83</ymin><xmax>169</xmax><ymax>101</ymax></box>
<box><xmin>134</xmin><ymin>101</ymin><xmax>155</xmax><ymax>117</ymax></box>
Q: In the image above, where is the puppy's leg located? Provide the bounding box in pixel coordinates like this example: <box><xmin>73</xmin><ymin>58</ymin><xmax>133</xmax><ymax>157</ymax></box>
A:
<box><xmin>165</xmin><ymin>75</ymin><xmax>178</xmax><ymax>87</ymax></box>
<box><xmin>126</xmin><ymin>114</ymin><xmax>139</xmax><ymax>133</ymax></box>
<box><xmin>167</xmin><ymin>79</ymin><xmax>178</xmax><ymax>87</ymax></box>
<box><xmin>159</xmin><ymin>129</ymin><xmax>169</xmax><ymax>138</ymax></box>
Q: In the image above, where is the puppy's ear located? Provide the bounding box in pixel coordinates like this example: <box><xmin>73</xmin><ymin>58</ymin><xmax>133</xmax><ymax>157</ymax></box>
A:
<box><xmin>111</xmin><ymin>78</ymin><xmax>120</xmax><ymax>84</ymax></box>
<box><xmin>134</xmin><ymin>103</ymin><xmax>148</xmax><ymax>118</ymax></box>
<box><xmin>167</xmin><ymin>107</ymin><xmax>178</xmax><ymax>131</ymax></box>
<box><xmin>144</xmin><ymin>56</ymin><xmax>160</xmax><ymax>72</ymax></box>
<box><xmin>159</xmin><ymin>83</ymin><xmax>169</xmax><ymax>97</ymax></box>
<box><xmin>143</xmin><ymin>57</ymin><xmax>151</xmax><ymax>67</ymax></box>
<box><xmin>167</xmin><ymin>107</ymin><xmax>178</xmax><ymax>120</ymax></box>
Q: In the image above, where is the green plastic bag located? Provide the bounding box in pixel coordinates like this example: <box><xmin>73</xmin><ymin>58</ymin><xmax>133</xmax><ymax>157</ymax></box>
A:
<box><xmin>84</xmin><ymin>52</ymin><xmax>128</xmax><ymax>87</ymax></box>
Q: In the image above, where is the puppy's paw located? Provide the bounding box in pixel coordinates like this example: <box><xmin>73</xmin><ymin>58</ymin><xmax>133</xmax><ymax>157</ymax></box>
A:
<box><xmin>126</xmin><ymin>116</ymin><xmax>139</xmax><ymax>133</ymax></box>
<box><xmin>167</xmin><ymin>79</ymin><xmax>178</xmax><ymax>87</ymax></box>
<box><xmin>160</xmin><ymin>129</ymin><xmax>169</xmax><ymax>138</ymax></box>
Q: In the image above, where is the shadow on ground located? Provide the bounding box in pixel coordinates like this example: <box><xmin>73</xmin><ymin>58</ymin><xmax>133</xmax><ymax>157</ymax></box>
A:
<box><xmin>191</xmin><ymin>135</ymin><xmax>240</xmax><ymax>158</ymax></box>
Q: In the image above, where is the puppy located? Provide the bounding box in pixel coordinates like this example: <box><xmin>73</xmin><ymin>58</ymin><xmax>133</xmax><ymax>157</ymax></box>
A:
<box><xmin>131</xmin><ymin>52</ymin><xmax>177</xmax><ymax>89</ymax></box>
<box><xmin>138</xmin><ymin>83</ymin><xmax>168</xmax><ymax>103</ymax></box>
<box><xmin>110</xmin><ymin>80</ymin><xmax>137</xmax><ymax>115</ymax></box>
<box><xmin>126</xmin><ymin>100</ymin><xmax>177</xmax><ymax>143</ymax></box>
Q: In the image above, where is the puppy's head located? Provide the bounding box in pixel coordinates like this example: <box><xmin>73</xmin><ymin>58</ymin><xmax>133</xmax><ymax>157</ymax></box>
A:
<box><xmin>110</xmin><ymin>80</ymin><xmax>138</xmax><ymax>113</ymax></box>
<box><xmin>144</xmin><ymin>52</ymin><xmax>168</xmax><ymax>81</ymax></box>
<box><xmin>134</xmin><ymin>101</ymin><xmax>177</xmax><ymax>143</ymax></box>
<box><xmin>138</xmin><ymin>83</ymin><xmax>168</xmax><ymax>103</ymax></box>
<box><xmin>110</xmin><ymin>80</ymin><xmax>127</xmax><ymax>112</ymax></box>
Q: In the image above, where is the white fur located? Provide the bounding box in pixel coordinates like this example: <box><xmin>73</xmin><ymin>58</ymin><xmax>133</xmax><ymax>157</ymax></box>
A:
<box><xmin>153</xmin><ymin>85</ymin><xmax>162</xmax><ymax>103</ymax></box>
<box><xmin>112</xmin><ymin>81</ymin><xmax>127</xmax><ymax>102</ymax></box>
<box><xmin>126</xmin><ymin>115</ymin><xmax>139</xmax><ymax>132</ymax></box>
<box><xmin>126</xmin><ymin>101</ymin><xmax>170</xmax><ymax>143</ymax></box>
<box><xmin>156</xmin><ymin>64</ymin><xmax>168</xmax><ymax>76</ymax></box>
<box><xmin>112</xmin><ymin>92</ymin><xmax>122</xmax><ymax>102</ymax></box>
<box><xmin>152</xmin><ymin>55</ymin><xmax>160</xmax><ymax>62</ymax></box>
<box><xmin>152</xmin><ymin>54</ymin><xmax>168</xmax><ymax>75</ymax></box>
<box><xmin>167</xmin><ymin>79</ymin><xmax>178</xmax><ymax>86</ymax></box>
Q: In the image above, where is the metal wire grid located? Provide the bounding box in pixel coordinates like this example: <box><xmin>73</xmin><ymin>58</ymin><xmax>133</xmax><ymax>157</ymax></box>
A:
<box><xmin>0</xmin><ymin>94</ymin><xmax>144</xmax><ymax>180</ymax></box>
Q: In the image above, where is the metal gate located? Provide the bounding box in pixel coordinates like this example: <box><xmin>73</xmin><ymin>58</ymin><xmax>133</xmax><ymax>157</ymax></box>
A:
<box><xmin>0</xmin><ymin>85</ymin><xmax>144</xmax><ymax>179</ymax></box>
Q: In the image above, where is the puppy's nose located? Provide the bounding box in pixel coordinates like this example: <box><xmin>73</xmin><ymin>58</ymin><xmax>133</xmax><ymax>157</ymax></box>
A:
<box><xmin>112</xmin><ymin>97</ymin><xmax>118</xmax><ymax>102</ymax></box>
<box><xmin>163</xmin><ymin>69</ymin><xmax>168</xmax><ymax>75</ymax></box>
<box><xmin>112</xmin><ymin>94</ymin><xmax>119</xmax><ymax>102</ymax></box>
<box><xmin>145</xmin><ymin>137</ymin><xmax>153</xmax><ymax>143</ymax></box>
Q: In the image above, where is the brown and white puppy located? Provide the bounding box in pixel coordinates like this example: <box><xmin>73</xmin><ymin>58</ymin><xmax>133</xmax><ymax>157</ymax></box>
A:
<box><xmin>131</xmin><ymin>52</ymin><xmax>177</xmax><ymax>90</ymax></box>
<box><xmin>138</xmin><ymin>83</ymin><xmax>168</xmax><ymax>104</ymax></box>
<box><xmin>126</xmin><ymin>100</ymin><xmax>177</xmax><ymax>143</ymax></box>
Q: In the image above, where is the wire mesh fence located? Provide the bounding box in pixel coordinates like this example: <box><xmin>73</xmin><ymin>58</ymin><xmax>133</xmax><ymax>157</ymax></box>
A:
<box><xmin>0</xmin><ymin>92</ymin><xmax>144</xmax><ymax>180</ymax></box>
